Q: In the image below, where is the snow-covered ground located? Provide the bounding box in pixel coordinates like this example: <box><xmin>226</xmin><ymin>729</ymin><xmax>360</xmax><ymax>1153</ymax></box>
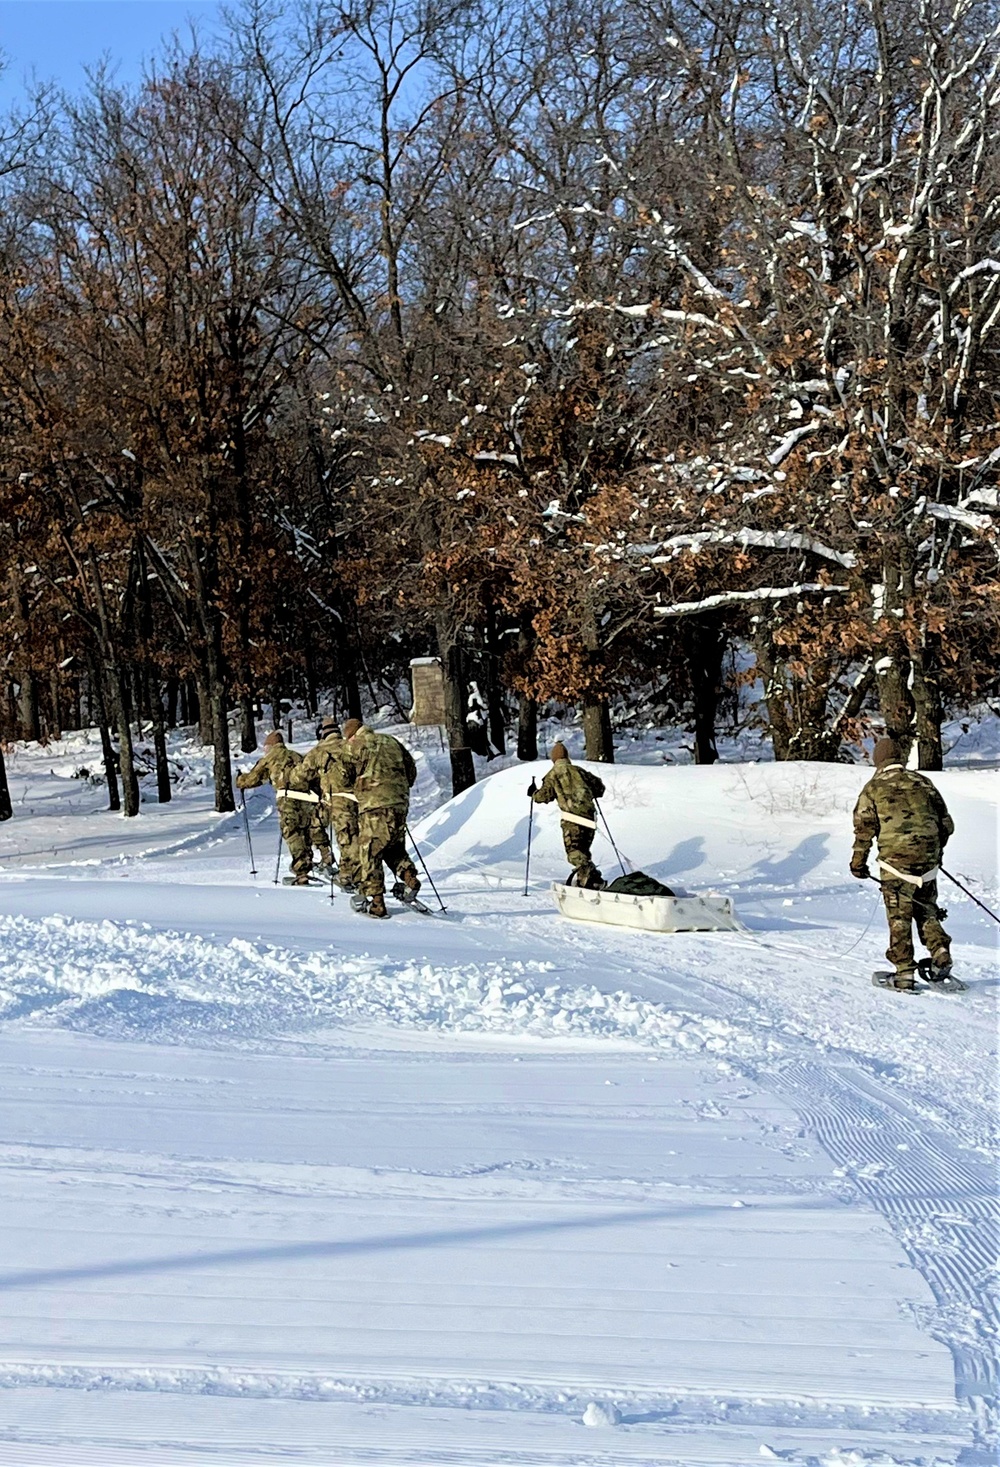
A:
<box><xmin>0</xmin><ymin>725</ymin><xmax>996</xmax><ymax>1465</ymax></box>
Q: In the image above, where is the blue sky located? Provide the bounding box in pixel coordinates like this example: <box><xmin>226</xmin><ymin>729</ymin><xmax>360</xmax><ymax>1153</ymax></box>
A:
<box><xmin>0</xmin><ymin>1</ymin><xmax>224</xmax><ymax>99</ymax></box>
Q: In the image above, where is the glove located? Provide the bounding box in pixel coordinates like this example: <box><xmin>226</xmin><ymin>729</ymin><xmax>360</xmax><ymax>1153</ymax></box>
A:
<box><xmin>527</xmin><ymin>778</ymin><xmax>537</xmax><ymax>797</ymax></box>
<box><xmin>850</xmin><ymin>862</ymin><xmax>870</xmax><ymax>880</ymax></box>
<box><xmin>235</xmin><ymin>773</ymin><xmax>247</xmax><ymax>791</ymax></box>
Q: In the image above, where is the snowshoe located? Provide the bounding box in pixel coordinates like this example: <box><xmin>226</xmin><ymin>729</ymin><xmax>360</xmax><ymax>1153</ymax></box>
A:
<box><xmin>283</xmin><ymin>874</ymin><xmax>324</xmax><ymax>887</ymax></box>
<box><xmin>392</xmin><ymin>881</ymin><xmax>433</xmax><ymax>915</ymax></box>
<box><xmin>916</xmin><ymin>959</ymin><xmax>967</xmax><ymax>993</ymax></box>
<box><xmin>349</xmin><ymin>894</ymin><xmax>389</xmax><ymax>919</ymax></box>
<box><xmin>872</xmin><ymin>970</ymin><xmax>923</xmax><ymax>994</ymax></box>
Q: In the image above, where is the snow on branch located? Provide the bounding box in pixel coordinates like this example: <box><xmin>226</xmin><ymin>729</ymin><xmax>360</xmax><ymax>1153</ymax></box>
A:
<box><xmin>473</xmin><ymin>451</ymin><xmax>520</xmax><ymax>468</ymax></box>
<box><xmin>949</xmin><ymin>259</ymin><xmax>1000</xmax><ymax>294</ymax></box>
<box><xmin>512</xmin><ymin>203</ymin><xmax>605</xmax><ymax>232</ymax></box>
<box><xmin>548</xmin><ymin>299</ymin><xmax>733</xmax><ymax>337</ymax></box>
<box><xmin>654</xmin><ymin>583</ymin><xmax>849</xmax><ymax>618</ymax></box>
<box><xmin>650</xmin><ymin>527</ymin><xmax>856</xmax><ymax>569</ymax></box>
<box><xmin>924</xmin><ymin>502</ymin><xmax>994</xmax><ymax>532</ymax></box>
<box><xmin>767</xmin><ymin>421</ymin><xmax>819</xmax><ymax>466</ymax></box>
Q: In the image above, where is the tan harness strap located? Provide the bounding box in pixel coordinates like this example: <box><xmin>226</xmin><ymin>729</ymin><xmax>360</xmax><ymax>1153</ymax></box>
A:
<box><xmin>559</xmin><ymin>810</ymin><xmax>597</xmax><ymax>831</ymax></box>
<box><xmin>877</xmin><ymin>858</ymin><xmax>938</xmax><ymax>887</ymax></box>
<box><xmin>276</xmin><ymin>788</ymin><xmax>321</xmax><ymax>805</ymax></box>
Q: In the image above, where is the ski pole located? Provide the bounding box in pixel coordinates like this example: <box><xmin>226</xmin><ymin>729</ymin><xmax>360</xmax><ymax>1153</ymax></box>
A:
<box><xmin>273</xmin><ymin>820</ymin><xmax>284</xmax><ymax>885</ymax></box>
<box><xmin>595</xmin><ymin>799</ymin><xmax>628</xmax><ymax>878</ymax></box>
<box><xmin>328</xmin><ymin>806</ymin><xmax>336</xmax><ymax>905</ymax></box>
<box><xmin>240</xmin><ymin>789</ymin><xmax>258</xmax><ymax>877</ymax></box>
<box><xmin>406</xmin><ymin>824</ymin><xmax>447</xmax><ymax>912</ymax></box>
<box><xmin>941</xmin><ymin>866</ymin><xmax>1000</xmax><ymax>926</ymax></box>
<box><xmin>523</xmin><ymin>792</ymin><xmax>534</xmax><ymax>897</ymax></box>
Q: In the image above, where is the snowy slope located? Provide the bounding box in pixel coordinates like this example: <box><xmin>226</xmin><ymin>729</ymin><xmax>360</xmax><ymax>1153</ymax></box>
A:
<box><xmin>0</xmin><ymin>737</ymin><xmax>996</xmax><ymax>1465</ymax></box>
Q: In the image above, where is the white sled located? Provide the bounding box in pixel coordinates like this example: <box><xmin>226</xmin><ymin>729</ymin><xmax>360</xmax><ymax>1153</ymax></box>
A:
<box><xmin>553</xmin><ymin>882</ymin><xmax>739</xmax><ymax>934</ymax></box>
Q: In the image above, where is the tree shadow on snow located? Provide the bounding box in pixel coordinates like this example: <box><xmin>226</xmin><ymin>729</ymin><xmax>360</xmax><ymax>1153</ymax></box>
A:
<box><xmin>646</xmin><ymin>837</ymin><xmax>706</xmax><ymax>882</ymax></box>
<box><xmin>0</xmin><ymin>1198</ymin><xmax>827</xmax><ymax>1294</ymax></box>
<box><xmin>751</xmin><ymin>833</ymin><xmax>830</xmax><ymax>886</ymax></box>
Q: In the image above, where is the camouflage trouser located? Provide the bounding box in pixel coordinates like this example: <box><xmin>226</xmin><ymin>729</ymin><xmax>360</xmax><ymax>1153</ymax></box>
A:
<box><xmin>278</xmin><ymin>800</ymin><xmax>313</xmax><ymax>878</ymax></box>
<box><xmin>357</xmin><ymin>805</ymin><xmax>418</xmax><ymax>898</ymax></box>
<box><xmin>328</xmin><ymin>797</ymin><xmax>360</xmax><ymax>885</ymax></box>
<box><xmin>311</xmin><ymin>803</ymin><xmax>333</xmax><ymax>864</ymax></box>
<box><xmin>881</xmin><ymin>877</ymin><xmax>950</xmax><ymax>973</ymax></box>
<box><xmin>561</xmin><ymin>819</ymin><xmax>602</xmax><ymax>889</ymax></box>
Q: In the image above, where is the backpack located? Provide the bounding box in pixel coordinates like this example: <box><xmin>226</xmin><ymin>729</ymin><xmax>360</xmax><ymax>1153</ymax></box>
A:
<box><xmin>606</xmin><ymin>872</ymin><xmax>675</xmax><ymax>897</ymax></box>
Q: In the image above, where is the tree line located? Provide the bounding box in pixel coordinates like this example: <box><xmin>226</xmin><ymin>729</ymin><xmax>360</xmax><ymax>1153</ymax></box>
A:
<box><xmin>1</xmin><ymin>0</ymin><xmax>998</xmax><ymax>819</ymax></box>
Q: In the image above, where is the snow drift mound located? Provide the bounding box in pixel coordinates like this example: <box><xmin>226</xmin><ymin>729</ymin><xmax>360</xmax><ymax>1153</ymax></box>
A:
<box><xmin>0</xmin><ymin>912</ymin><xmax>767</xmax><ymax>1055</ymax></box>
<box><xmin>412</xmin><ymin>759</ymin><xmax>997</xmax><ymax>897</ymax></box>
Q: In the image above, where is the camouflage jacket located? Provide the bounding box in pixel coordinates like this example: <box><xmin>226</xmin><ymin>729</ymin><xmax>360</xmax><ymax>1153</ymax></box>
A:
<box><xmin>533</xmin><ymin>757</ymin><xmax>605</xmax><ymax>820</ymax></box>
<box><xmin>300</xmin><ymin>734</ymin><xmax>355</xmax><ymax>799</ymax></box>
<box><xmin>346</xmin><ymin>726</ymin><xmax>417</xmax><ymax>812</ymax></box>
<box><xmin>236</xmin><ymin>745</ymin><xmax>314</xmax><ymax>795</ymax></box>
<box><xmin>852</xmin><ymin>765</ymin><xmax>954</xmax><ymax>875</ymax></box>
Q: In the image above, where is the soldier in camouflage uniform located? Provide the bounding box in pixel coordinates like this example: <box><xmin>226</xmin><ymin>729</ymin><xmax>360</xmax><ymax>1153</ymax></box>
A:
<box><xmin>851</xmin><ymin>737</ymin><xmax>955</xmax><ymax>990</ymax></box>
<box><xmin>236</xmin><ymin>730</ymin><xmax>320</xmax><ymax>885</ymax></box>
<box><xmin>343</xmin><ymin>719</ymin><xmax>420</xmax><ymax>918</ymax></box>
<box><xmin>301</xmin><ymin>717</ymin><xmax>359</xmax><ymax>889</ymax></box>
<box><xmin>530</xmin><ymin>742</ymin><xmax>606</xmax><ymax>889</ymax></box>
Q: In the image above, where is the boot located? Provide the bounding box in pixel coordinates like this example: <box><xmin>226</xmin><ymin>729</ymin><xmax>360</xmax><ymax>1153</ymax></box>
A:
<box><xmin>293</xmin><ymin>873</ymin><xmax>312</xmax><ymax>887</ymax></box>
<box><xmin>395</xmin><ymin>871</ymin><xmax>422</xmax><ymax>905</ymax></box>
<box><xmin>923</xmin><ymin>948</ymin><xmax>953</xmax><ymax>983</ymax></box>
<box><xmin>889</xmin><ymin>968</ymin><xmax>918</xmax><ymax>991</ymax></box>
<box><xmin>367</xmin><ymin>893</ymin><xmax>389</xmax><ymax>919</ymax></box>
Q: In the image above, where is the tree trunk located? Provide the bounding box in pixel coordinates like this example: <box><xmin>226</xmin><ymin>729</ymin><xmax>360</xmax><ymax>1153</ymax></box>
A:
<box><xmin>683</xmin><ymin>616</ymin><xmax>724</xmax><ymax>765</ymax></box>
<box><xmin>484</xmin><ymin>601</ymin><xmax>506</xmax><ymax>754</ymax></box>
<box><xmin>754</xmin><ymin>631</ymin><xmax>793</xmax><ymax>760</ymax></box>
<box><xmin>303</xmin><ymin>631</ymin><xmax>318</xmax><ymax>719</ymax></box>
<box><xmin>195</xmin><ymin>673</ymin><xmax>213</xmax><ymax>745</ymax></box>
<box><xmin>911</xmin><ymin>630</ymin><xmax>943</xmax><ymax>770</ymax></box>
<box><xmin>165</xmin><ymin>678</ymin><xmax>179</xmax><ymax>729</ymax></box>
<box><xmin>515</xmin><ymin>614</ymin><xmax>538</xmax><ymax>761</ymax></box>
<box><xmin>517</xmin><ymin>694</ymin><xmax>538</xmax><ymax>761</ymax></box>
<box><xmin>68</xmin><ymin>675</ymin><xmax>81</xmax><ymax>732</ymax></box>
<box><xmin>132</xmin><ymin>664</ymin><xmax>147</xmax><ymax>730</ymax></box>
<box><xmin>89</xmin><ymin>660</ymin><xmax>121</xmax><ymax>811</ymax></box>
<box><xmin>18</xmin><ymin>673</ymin><xmax>40</xmax><ymax>743</ymax></box>
<box><xmin>874</xmin><ymin>550</ymin><xmax>916</xmax><ymax>760</ymax></box>
<box><xmin>202</xmin><ymin>639</ymin><xmax>235</xmax><ymax>813</ymax></box>
<box><xmin>147</xmin><ymin>673</ymin><xmax>172</xmax><ymax>804</ymax></box>
<box><xmin>239</xmin><ymin>693</ymin><xmax>257</xmax><ymax>752</ymax></box>
<box><xmin>48</xmin><ymin>669</ymin><xmax>63</xmax><ymax>741</ymax></box>
<box><xmin>0</xmin><ymin>744</ymin><xmax>11</xmax><ymax>821</ymax></box>
<box><xmin>341</xmin><ymin>621</ymin><xmax>363</xmax><ymax>722</ymax></box>
<box><xmin>582</xmin><ymin>696</ymin><xmax>614</xmax><ymax>762</ymax></box>
<box><xmin>436</xmin><ymin>618</ymin><xmax>475</xmax><ymax>796</ymax></box>
<box><xmin>343</xmin><ymin>668</ymin><xmax>363</xmax><ymax>723</ymax></box>
<box><xmin>181</xmin><ymin>678</ymin><xmax>197</xmax><ymax>728</ymax></box>
<box><xmin>110</xmin><ymin>667</ymin><xmax>140</xmax><ymax>817</ymax></box>
<box><xmin>579</xmin><ymin>607</ymin><xmax>613</xmax><ymax>762</ymax></box>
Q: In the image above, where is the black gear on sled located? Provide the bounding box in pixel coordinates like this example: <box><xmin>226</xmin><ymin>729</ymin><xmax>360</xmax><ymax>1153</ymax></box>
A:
<box><xmin>605</xmin><ymin>872</ymin><xmax>675</xmax><ymax>897</ymax></box>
